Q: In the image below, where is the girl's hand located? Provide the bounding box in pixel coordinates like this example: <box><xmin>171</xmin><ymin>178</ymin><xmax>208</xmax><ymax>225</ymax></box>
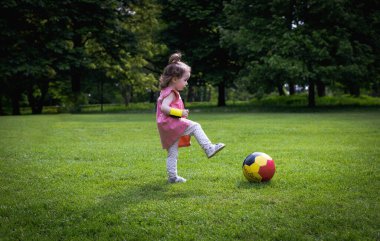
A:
<box><xmin>182</xmin><ymin>109</ymin><xmax>189</xmax><ymax>118</ymax></box>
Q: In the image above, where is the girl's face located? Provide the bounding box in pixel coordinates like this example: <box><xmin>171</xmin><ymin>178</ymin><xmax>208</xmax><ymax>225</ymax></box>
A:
<box><xmin>173</xmin><ymin>71</ymin><xmax>190</xmax><ymax>91</ymax></box>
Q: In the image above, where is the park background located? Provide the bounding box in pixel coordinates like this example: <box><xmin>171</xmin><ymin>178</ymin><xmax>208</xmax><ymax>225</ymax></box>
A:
<box><xmin>0</xmin><ymin>1</ymin><xmax>379</xmax><ymax>240</ymax></box>
<box><xmin>1</xmin><ymin>0</ymin><xmax>380</xmax><ymax>114</ymax></box>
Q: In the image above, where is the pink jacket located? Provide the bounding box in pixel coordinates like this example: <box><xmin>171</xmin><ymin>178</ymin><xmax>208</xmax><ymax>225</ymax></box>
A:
<box><xmin>156</xmin><ymin>87</ymin><xmax>191</xmax><ymax>149</ymax></box>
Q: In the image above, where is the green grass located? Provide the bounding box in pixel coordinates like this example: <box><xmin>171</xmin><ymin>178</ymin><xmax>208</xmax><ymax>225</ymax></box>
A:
<box><xmin>0</xmin><ymin>110</ymin><xmax>379</xmax><ymax>240</ymax></box>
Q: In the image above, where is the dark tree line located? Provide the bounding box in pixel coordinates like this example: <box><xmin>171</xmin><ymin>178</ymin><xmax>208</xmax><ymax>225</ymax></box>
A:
<box><xmin>0</xmin><ymin>0</ymin><xmax>162</xmax><ymax>114</ymax></box>
<box><xmin>1</xmin><ymin>0</ymin><xmax>379</xmax><ymax>114</ymax></box>
<box><xmin>221</xmin><ymin>0</ymin><xmax>380</xmax><ymax>107</ymax></box>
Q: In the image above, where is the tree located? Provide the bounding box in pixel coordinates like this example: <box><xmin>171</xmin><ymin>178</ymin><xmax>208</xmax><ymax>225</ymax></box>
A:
<box><xmin>158</xmin><ymin>0</ymin><xmax>237</xmax><ymax>106</ymax></box>
<box><xmin>53</xmin><ymin>0</ymin><xmax>165</xmax><ymax>109</ymax></box>
<box><xmin>222</xmin><ymin>0</ymin><xmax>379</xmax><ymax>107</ymax></box>
<box><xmin>0</xmin><ymin>0</ymin><xmax>59</xmax><ymax>114</ymax></box>
<box><xmin>0</xmin><ymin>0</ymin><xmax>165</xmax><ymax>114</ymax></box>
<box><xmin>51</xmin><ymin>0</ymin><xmax>136</xmax><ymax>111</ymax></box>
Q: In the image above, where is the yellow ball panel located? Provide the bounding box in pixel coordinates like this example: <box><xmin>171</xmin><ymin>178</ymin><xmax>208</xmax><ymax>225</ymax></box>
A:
<box><xmin>247</xmin><ymin>162</ymin><xmax>260</xmax><ymax>173</ymax></box>
<box><xmin>255</xmin><ymin>156</ymin><xmax>268</xmax><ymax>166</ymax></box>
<box><xmin>243</xmin><ymin>164</ymin><xmax>263</xmax><ymax>182</ymax></box>
<box><xmin>243</xmin><ymin>168</ymin><xmax>252</xmax><ymax>180</ymax></box>
<box><xmin>243</xmin><ymin>169</ymin><xmax>262</xmax><ymax>182</ymax></box>
<box><xmin>251</xmin><ymin>171</ymin><xmax>262</xmax><ymax>182</ymax></box>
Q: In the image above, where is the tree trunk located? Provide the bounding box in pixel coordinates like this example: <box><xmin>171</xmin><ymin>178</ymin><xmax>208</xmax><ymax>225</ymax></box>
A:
<box><xmin>100</xmin><ymin>78</ymin><xmax>104</xmax><ymax>112</ymax></box>
<box><xmin>187</xmin><ymin>84</ymin><xmax>194</xmax><ymax>102</ymax></box>
<box><xmin>349</xmin><ymin>84</ymin><xmax>360</xmax><ymax>97</ymax></box>
<box><xmin>0</xmin><ymin>94</ymin><xmax>4</xmax><ymax>115</ymax></box>
<box><xmin>27</xmin><ymin>81</ymin><xmax>49</xmax><ymax>114</ymax></box>
<box><xmin>289</xmin><ymin>81</ymin><xmax>295</xmax><ymax>95</ymax></box>
<box><xmin>316</xmin><ymin>79</ymin><xmax>326</xmax><ymax>97</ymax></box>
<box><xmin>130</xmin><ymin>85</ymin><xmax>134</xmax><ymax>102</ymax></box>
<box><xmin>27</xmin><ymin>87</ymin><xmax>37</xmax><ymax>114</ymax></box>
<box><xmin>308</xmin><ymin>79</ymin><xmax>316</xmax><ymax>108</ymax></box>
<box><xmin>217</xmin><ymin>79</ymin><xmax>226</xmax><ymax>107</ymax></box>
<box><xmin>11</xmin><ymin>92</ymin><xmax>21</xmax><ymax>115</ymax></box>
<box><xmin>121</xmin><ymin>84</ymin><xmax>132</xmax><ymax>107</ymax></box>
<box><xmin>69</xmin><ymin>34</ymin><xmax>84</xmax><ymax>112</ymax></box>
<box><xmin>202</xmin><ymin>85</ymin><xmax>207</xmax><ymax>102</ymax></box>
<box><xmin>277</xmin><ymin>83</ymin><xmax>285</xmax><ymax>96</ymax></box>
<box><xmin>149</xmin><ymin>90</ymin><xmax>155</xmax><ymax>103</ymax></box>
<box><xmin>70</xmin><ymin>67</ymin><xmax>82</xmax><ymax>112</ymax></box>
<box><xmin>371</xmin><ymin>80</ymin><xmax>379</xmax><ymax>97</ymax></box>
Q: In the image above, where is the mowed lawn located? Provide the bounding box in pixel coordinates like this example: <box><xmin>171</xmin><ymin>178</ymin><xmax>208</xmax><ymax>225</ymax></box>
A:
<box><xmin>0</xmin><ymin>110</ymin><xmax>379</xmax><ymax>240</ymax></box>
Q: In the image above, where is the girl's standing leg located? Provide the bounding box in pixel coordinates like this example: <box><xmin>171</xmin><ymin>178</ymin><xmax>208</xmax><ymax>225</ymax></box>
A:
<box><xmin>167</xmin><ymin>139</ymin><xmax>186</xmax><ymax>183</ymax></box>
<box><xmin>166</xmin><ymin>121</ymin><xmax>225</xmax><ymax>183</ymax></box>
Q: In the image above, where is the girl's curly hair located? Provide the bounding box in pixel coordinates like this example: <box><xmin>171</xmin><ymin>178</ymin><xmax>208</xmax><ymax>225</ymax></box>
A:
<box><xmin>159</xmin><ymin>52</ymin><xmax>191</xmax><ymax>89</ymax></box>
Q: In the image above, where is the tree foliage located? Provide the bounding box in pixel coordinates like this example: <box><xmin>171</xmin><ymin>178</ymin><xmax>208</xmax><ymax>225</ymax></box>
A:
<box><xmin>158</xmin><ymin>0</ymin><xmax>237</xmax><ymax>106</ymax></box>
<box><xmin>221</xmin><ymin>0</ymin><xmax>380</xmax><ymax>106</ymax></box>
<box><xmin>0</xmin><ymin>0</ymin><xmax>378</xmax><ymax>114</ymax></box>
<box><xmin>0</xmin><ymin>0</ymin><xmax>164</xmax><ymax>113</ymax></box>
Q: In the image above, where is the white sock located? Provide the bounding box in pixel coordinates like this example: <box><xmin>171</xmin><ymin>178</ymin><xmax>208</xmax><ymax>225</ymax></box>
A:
<box><xmin>166</xmin><ymin>139</ymin><xmax>179</xmax><ymax>179</ymax></box>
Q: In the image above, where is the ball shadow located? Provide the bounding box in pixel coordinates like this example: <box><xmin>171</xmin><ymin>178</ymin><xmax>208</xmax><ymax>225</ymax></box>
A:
<box><xmin>236</xmin><ymin>179</ymin><xmax>274</xmax><ymax>189</ymax></box>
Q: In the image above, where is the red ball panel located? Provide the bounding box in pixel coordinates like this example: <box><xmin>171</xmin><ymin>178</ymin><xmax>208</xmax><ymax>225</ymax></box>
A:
<box><xmin>258</xmin><ymin>159</ymin><xmax>276</xmax><ymax>181</ymax></box>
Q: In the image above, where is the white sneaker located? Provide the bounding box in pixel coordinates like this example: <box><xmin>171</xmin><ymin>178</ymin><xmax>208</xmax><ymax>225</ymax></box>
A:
<box><xmin>206</xmin><ymin>143</ymin><xmax>225</xmax><ymax>158</ymax></box>
<box><xmin>168</xmin><ymin>176</ymin><xmax>187</xmax><ymax>183</ymax></box>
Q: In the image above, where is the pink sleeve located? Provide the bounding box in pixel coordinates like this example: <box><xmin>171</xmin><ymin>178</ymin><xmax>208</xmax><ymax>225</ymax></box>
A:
<box><xmin>161</xmin><ymin>87</ymin><xmax>179</xmax><ymax>101</ymax></box>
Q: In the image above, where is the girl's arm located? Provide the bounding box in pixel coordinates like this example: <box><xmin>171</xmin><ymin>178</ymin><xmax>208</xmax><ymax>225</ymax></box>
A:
<box><xmin>161</xmin><ymin>92</ymin><xmax>189</xmax><ymax>118</ymax></box>
<box><xmin>161</xmin><ymin>92</ymin><xmax>175</xmax><ymax>115</ymax></box>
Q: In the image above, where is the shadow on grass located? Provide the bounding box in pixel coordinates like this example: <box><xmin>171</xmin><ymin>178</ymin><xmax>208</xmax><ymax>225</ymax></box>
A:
<box><xmin>53</xmin><ymin>179</ymin><xmax>195</xmax><ymax>227</ymax></box>
<box><xmin>94</xmin><ymin>178</ymin><xmax>198</xmax><ymax>210</ymax></box>
<box><xmin>236</xmin><ymin>180</ymin><xmax>274</xmax><ymax>189</ymax></box>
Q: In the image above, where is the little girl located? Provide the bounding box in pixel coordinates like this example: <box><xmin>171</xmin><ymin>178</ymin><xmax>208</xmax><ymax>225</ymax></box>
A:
<box><xmin>156</xmin><ymin>52</ymin><xmax>225</xmax><ymax>183</ymax></box>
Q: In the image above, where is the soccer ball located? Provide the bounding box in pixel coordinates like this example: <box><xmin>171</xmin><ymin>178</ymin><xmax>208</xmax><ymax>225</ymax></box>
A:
<box><xmin>242</xmin><ymin>152</ymin><xmax>276</xmax><ymax>182</ymax></box>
